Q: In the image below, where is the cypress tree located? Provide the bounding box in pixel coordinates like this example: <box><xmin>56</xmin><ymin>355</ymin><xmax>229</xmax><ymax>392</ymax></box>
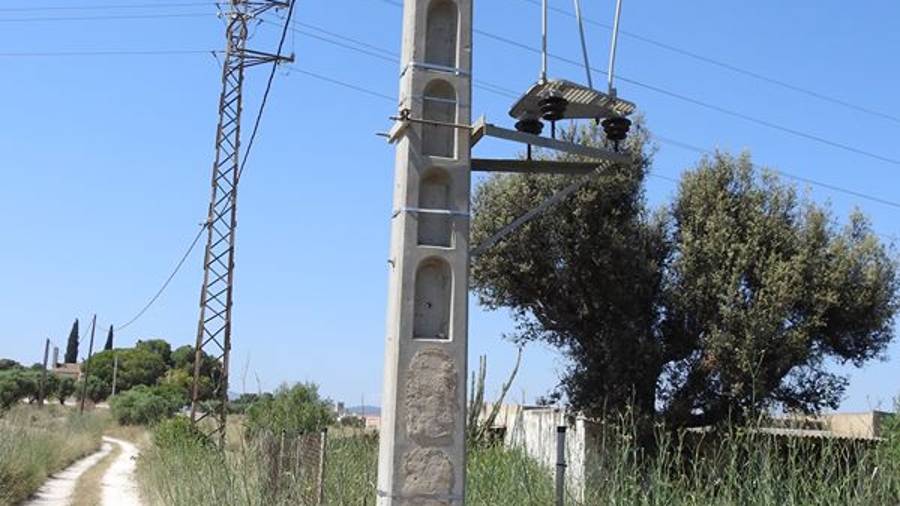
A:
<box><xmin>103</xmin><ymin>325</ymin><xmax>114</xmax><ymax>351</ymax></box>
<box><xmin>64</xmin><ymin>319</ymin><xmax>79</xmax><ymax>364</ymax></box>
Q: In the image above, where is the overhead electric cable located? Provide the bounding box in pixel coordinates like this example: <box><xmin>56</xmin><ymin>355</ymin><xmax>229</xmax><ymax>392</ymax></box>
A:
<box><xmin>0</xmin><ymin>49</ymin><xmax>218</xmax><ymax>57</ymax></box>
<box><xmin>115</xmin><ymin>222</ymin><xmax>208</xmax><ymax>332</ymax></box>
<box><xmin>0</xmin><ymin>12</ymin><xmax>212</xmax><ymax>22</ymax></box>
<box><xmin>275</xmin><ymin>19</ymin><xmax>520</xmax><ymax>99</ymax></box>
<box><xmin>375</xmin><ymin>0</ymin><xmax>900</xmax><ymax>167</ymax></box>
<box><xmin>0</xmin><ymin>2</ymin><xmax>211</xmax><ymax>12</ymax></box>
<box><xmin>278</xmin><ymin>60</ymin><xmax>900</xmax><ymax>213</ymax></box>
<box><xmin>515</xmin><ymin>0</ymin><xmax>900</xmax><ymax>126</ymax></box>
<box><xmin>652</xmin><ymin>134</ymin><xmax>900</xmax><ymax>211</ymax></box>
<box><xmin>236</xmin><ymin>0</ymin><xmax>296</xmax><ymax>182</ymax></box>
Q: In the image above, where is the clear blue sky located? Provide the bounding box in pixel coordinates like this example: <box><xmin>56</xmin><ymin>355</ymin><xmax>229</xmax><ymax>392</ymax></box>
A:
<box><xmin>1</xmin><ymin>0</ymin><xmax>898</xmax><ymax>412</ymax></box>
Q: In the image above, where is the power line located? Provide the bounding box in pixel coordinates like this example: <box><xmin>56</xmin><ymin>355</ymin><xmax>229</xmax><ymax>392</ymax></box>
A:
<box><xmin>0</xmin><ymin>12</ymin><xmax>212</xmax><ymax>22</ymax></box>
<box><xmin>0</xmin><ymin>2</ymin><xmax>211</xmax><ymax>12</ymax></box>
<box><xmin>275</xmin><ymin>19</ymin><xmax>520</xmax><ymax>99</ymax></box>
<box><xmin>376</xmin><ymin>0</ymin><xmax>900</xmax><ymax>168</ymax></box>
<box><xmin>0</xmin><ymin>49</ymin><xmax>217</xmax><ymax>57</ymax></box>
<box><xmin>515</xmin><ymin>0</ymin><xmax>900</xmax><ymax>126</ymax></box>
<box><xmin>237</xmin><ymin>0</ymin><xmax>297</xmax><ymax>181</ymax></box>
<box><xmin>115</xmin><ymin>222</ymin><xmax>208</xmax><ymax>332</ymax></box>
<box><xmin>652</xmin><ymin>134</ymin><xmax>900</xmax><ymax>211</ymax></box>
<box><xmin>279</xmin><ymin>60</ymin><xmax>900</xmax><ymax>214</ymax></box>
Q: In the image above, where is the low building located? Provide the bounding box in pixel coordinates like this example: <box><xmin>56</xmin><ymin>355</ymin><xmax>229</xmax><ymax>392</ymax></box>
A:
<box><xmin>51</xmin><ymin>363</ymin><xmax>81</xmax><ymax>381</ymax></box>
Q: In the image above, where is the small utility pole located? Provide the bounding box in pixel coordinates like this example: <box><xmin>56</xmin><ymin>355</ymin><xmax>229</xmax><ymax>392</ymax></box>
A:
<box><xmin>38</xmin><ymin>338</ymin><xmax>50</xmax><ymax>409</ymax></box>
<box><xmin>79</xmin><ymin>315</ymin><xmax>97</xmax><ymax>415</ymax></box>
<box><xmin>111</xmin><ymin>353</ymin><xmax>119</xmax><ymax>397</ymax></box>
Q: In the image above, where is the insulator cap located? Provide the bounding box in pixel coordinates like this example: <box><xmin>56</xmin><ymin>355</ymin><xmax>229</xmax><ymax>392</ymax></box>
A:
<box><xmin>515</xmin><ymin>118</ymin><xmax>544</xmax><ymax>136</ymax></box>
<box><xmin>601</xmin><ymin>116</ymin><xmax>631</xmax><ymax>142</ymax></box>
<box><xmin>539</xmin><ymin>95</ymin><xmax>568</xmax><ymax>122</ymax></box>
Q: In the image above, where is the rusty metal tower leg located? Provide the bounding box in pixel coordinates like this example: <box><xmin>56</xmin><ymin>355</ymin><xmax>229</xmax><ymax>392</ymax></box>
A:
<box><xmin>190</xmin><ymin>0</ymin><xmax>293</xmax><ymax>446</ymax></box>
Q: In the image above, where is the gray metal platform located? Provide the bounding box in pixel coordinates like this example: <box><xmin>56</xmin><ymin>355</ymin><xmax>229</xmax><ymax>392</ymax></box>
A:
<box><xmin>509</xmin><ymin>79</ymin><xmax>635</xmax><ymax>121</ymax></box>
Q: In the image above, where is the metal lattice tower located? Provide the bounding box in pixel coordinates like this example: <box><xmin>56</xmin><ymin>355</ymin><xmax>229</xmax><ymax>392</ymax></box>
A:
<box><xmin>190</xmin><ymin>0</ymin><xmax>293</xmax><ymax>444</ymax></box>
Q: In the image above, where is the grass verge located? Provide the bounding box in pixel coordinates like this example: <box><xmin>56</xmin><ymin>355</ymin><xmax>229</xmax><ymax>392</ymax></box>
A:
<box><xmin>0</xmin><ymin>405</ymin><xmax>108</xmax><ymax>506</ymax></box>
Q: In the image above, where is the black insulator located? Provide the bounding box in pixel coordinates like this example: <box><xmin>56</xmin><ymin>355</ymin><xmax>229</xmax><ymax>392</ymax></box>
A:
<box><xmin>601</xmin><ymin>116</ymin><xmax>632</xmax><ymax>143</ymax></box>
<box><xmin>515</xmin><ymin>118</ymin><xmax>544</xmax><ymax>136</ymax></box>
<box><xmin>538</xmin><ymin>95</ymin><xmax>568</xmax><ymax>122</ymax></box>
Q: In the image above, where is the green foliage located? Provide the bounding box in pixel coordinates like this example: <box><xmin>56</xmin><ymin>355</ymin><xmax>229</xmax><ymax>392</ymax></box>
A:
<box><xmin>152</xmin><ymin>416</ymin><xmax>211</xmax><ymax>451</ymax></box>
<box><xmin>0</xmin><ymin>359</ymin><xmax>20</xmax><ymax>371</ymax></box>
<box><xmin>64</xmin><ymin>319</ymin><xmax>79</xmax><ymax>364</ymax></box>
<box><xmin>136</xmin><ymin>339</ymin><xmax>174</xmax><ymax>367</ymax></box>
<box><xmin>75</xmin><ymin>375</ymin><xmax>110</xmax><ymax>404</ymax></box>
<box><xmin>339</xmin><ymin>415</ymin><xmax>365</xmax><ymax>428</ymax></box>
<box><xmin>228</xmin><ymin>393</ymin><xmax>262</xmax><ymax>414</ymax></box>
<box><xmin>0</xmin><ymin>368</ymin><xmax>42</xmax><ymax>409</ymax></box>
<box><xmin>84</xmin><ymin>348</ymin><xmax>168</xmax><ymax>398</ymax></box>
<box><xmin>471</xmin><ymin>124</ymin><xmax>900</xmax><ymax>428</ymax></box>
<box><xmin>245</xmin><ymin>382</ymin><xmax>334</xmax><ymax>436</ymax></box>
<box><xmin>110</xmin><ymin>385</ymin><xmax>186</xmax><ymax>425</ymax></box>
<box><xmin>55</xmin><ymin>377</ymin><xmax>76</xmax><ymax>405</ymax></box>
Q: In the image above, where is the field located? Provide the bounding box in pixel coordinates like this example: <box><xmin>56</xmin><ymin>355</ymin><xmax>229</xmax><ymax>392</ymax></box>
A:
<box><xmin>136</xmin><ymin>417</ymin><xmax>900</xmax><ymax>506</ymax></box>
<box><xmin>0</xmin><ymin>405</ymin><xmax>107</xmax><ymax>506</ymax></box>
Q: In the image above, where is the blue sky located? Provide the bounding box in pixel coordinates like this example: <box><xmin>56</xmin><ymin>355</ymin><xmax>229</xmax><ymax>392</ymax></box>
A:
<box><xmin>1</xmin><ymin>0</ymin><xmax>898</xmax><ymax>412</ymax></box>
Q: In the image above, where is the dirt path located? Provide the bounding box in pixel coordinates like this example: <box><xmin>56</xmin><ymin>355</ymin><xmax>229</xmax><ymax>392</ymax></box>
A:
<box><xmin>23</xmin><ymin>437</ymin><xmax>142</xmax><ymax>506</ymax></box>
<box><xmin>99</xmin><ymin>436</ymin><xmax>141</xmax><ymax>506</ymax></box>
<box><xmin>23</xmin><ymin>442</ymin><xmax>113</xmax><ymax>506</ymax></box>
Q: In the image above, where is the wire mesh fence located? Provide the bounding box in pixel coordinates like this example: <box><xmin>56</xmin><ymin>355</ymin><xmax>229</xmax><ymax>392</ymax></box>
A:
<box><xmin>252</xmin><ymin>429</ymin><xmax>328</xmax><ymax>505</ymax></box>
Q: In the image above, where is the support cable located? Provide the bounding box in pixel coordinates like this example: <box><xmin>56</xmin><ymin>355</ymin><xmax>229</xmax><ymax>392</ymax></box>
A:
<box><xmin>115</xmin><ymin>222</ymin><xmax>208</xmax><ymax>332</ymax></box>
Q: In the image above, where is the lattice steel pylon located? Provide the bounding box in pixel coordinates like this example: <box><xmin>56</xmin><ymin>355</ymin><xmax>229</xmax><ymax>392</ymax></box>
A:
<box><xmin>190</xmin><ymin>0</ymin><xmax>293</xmax><ymax>445</ymax></box>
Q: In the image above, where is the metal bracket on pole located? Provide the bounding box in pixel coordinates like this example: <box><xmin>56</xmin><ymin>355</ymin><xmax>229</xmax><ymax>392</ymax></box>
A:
<box><xmin>467</xmin><ymin>117</ymin><xmax>631</xmax><ymax>257</ymax></box>
<box><xmin>470</xmin><ymin>117</ymin><xmax>630</xmax><ymax>163</ymax></box>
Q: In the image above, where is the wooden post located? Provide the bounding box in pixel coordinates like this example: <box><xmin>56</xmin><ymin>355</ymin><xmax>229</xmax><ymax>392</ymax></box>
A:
<box><xmin>317</xmin><ymin>428</ymin><xmax>328</xmax><ymax>506</ymax></box>
<box><xmin>111</xmin><ymin>353</ymin><xmax>119</xmax><ymax>397</ymax></box>
<box><xmin>38</xmin><ymin>338</ymin><xmax>50</xmax><ymax>408</ymax></box>
<box><xmin>79</xmin><ymin>314</ymin><xmax>97</xmax><ymax>414</ymax></box>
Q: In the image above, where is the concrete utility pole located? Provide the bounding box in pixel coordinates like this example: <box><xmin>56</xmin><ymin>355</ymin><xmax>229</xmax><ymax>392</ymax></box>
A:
<box><xmin>38</xmin><ymin>338</ymin><xmax>50</xmax><ymax>409</ymax></box>
<box><xmin>377</xmin><ymin>0</ymin><xmax>473</xmax><ymax>503</ymax></box>
<box><xmin>79</xmin><ymin>314</ymin><xmax>97</xmax><ymax>415</ymax></box>
<box><xmin>189</xmin><ymin>0</ymin><xmax>293</xmax><ymax>445</ymax></box>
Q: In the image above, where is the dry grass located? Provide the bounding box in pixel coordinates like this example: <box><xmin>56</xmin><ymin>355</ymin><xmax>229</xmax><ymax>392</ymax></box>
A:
<box><xmin>0</xmin><ymin>405</ymin><xmax>108</xmax><ymax>506</ymax></box>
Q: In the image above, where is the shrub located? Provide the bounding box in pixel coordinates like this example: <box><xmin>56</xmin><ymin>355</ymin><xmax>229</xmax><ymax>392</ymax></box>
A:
<box><xmin>152</xmin><ymin>416</ymin><xmax>211</xmax><ymax>451</ymax></box>
<box><xmin>245</xmin><ymin>382</ymin><xmax>334</xmax><ymax>436</ymax></box>
<box><xmin>110</xmin><ymin>385</ymin><xmax>186</xmax><ymax>425</ymax></box>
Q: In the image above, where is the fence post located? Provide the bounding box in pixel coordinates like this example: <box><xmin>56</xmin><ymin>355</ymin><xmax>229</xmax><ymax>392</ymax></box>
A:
<box><xmin>317</xmin><ymin>428</ymin><xmax>328</xmax><ymax>505</ymax></box>
<box><xmin>556</xmin><ymin>425</ymin><xmax>567</xmax><ymax>506</ymax></box>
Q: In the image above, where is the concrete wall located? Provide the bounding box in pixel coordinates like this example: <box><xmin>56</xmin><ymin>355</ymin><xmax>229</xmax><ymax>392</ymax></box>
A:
<box><xmin>482</xmin><ymin>404</ymin><xmax>588</xmax><ymax>501</ymax></box>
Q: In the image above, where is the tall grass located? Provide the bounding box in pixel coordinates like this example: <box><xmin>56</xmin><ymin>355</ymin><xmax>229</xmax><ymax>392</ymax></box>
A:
<box><xmin>0</xmin><ymin>405</ymin><xmax>107</xmax><ymax>506</ymax></box>
<box><xmin>137</xmin><ymin>417</ymin><xmax>900</xmax><ymax>506</ymax></box>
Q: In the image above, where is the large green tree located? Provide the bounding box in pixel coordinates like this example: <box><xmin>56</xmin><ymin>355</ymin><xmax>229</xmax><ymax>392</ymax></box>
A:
<box><xmin>471</xmin><ymin>124</ymin><xmax>898</xmax><ymax>428</ymax></box>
